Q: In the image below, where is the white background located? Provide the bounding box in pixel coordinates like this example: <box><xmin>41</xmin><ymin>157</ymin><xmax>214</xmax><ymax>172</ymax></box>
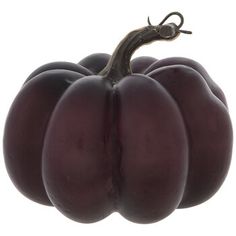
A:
<box><xmin>0</xmin><ymin>0</ymin><xmax>235</xmax><ymax>235</ymax></box>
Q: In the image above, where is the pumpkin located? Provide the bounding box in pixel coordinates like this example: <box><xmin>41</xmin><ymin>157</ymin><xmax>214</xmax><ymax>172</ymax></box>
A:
<box><xmin>3</xmin><ymin>12</ymin><xmax>232</xmax><ymax>223</ymax></box>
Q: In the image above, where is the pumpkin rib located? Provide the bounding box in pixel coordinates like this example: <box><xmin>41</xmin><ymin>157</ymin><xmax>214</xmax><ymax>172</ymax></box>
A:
<box><xmin>144</xmin><ymin>57</ymin><xmax>227</xmax><ymax>107</ymax></box>
<box><xmin>144</xmin><ymin>72</ymin><xmax>191</xmax><ymax>209</ymax></box>
<box><xmin>3</xmin><ymin>70</ymin><xmax>85</xmax><ymax>205</ymax></box>
<box><xmin>116</xmin><ymin>74</ymin><xmax>189</xmax><ymax>223</ymax></box>
<box><xmin>25</xmin><ymin>61</ymin><xmax>93</xmax><ymax>84</ymax></box>
<box><xmin>148</xmin><ymin>65</ymin><xmax>232</xmax><ymax>208</ymax></box>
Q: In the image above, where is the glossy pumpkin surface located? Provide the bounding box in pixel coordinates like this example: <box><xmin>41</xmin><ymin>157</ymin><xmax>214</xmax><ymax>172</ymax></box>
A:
<box><xmin>3</xmin><ymin>12</ymin><xmax>233</xmax><ymax>223</ymax></box>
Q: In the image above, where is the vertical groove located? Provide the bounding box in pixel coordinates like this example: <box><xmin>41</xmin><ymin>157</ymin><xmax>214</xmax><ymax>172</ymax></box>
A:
<box><xmin>108</xmin><ymin>86</ymin><xmax>122</xmax><ymax>211</ymax></box>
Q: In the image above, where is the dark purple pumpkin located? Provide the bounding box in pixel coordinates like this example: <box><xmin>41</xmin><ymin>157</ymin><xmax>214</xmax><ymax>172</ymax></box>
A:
<box><xmin>3</xmin><ymin>12</ymin><xmax>232</xmax><ymax>223</ymax></box>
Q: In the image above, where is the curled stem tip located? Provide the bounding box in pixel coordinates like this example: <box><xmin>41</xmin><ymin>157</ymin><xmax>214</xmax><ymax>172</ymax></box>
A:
<box><xmin>147</xmin><ymin>12</ymin><xmax>192</xmax><ymax>36</ymax></box>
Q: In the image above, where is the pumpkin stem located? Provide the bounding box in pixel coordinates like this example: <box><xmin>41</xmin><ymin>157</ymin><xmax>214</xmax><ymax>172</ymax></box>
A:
<box><xmin>99</xmin><ymin>12</ymin><xmax>191</xmax><ymax>84</ymax></box>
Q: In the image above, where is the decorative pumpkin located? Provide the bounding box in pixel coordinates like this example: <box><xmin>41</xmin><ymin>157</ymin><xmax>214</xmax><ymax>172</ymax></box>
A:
<box><xmin>3</xmin><ymin>12</ymin><xmax>232</xmax><ymax>223</ymax></box>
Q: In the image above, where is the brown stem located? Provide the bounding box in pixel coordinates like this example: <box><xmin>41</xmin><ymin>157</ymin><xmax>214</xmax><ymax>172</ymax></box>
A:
<box><xmin>99</xmin><ymin>12</ymin><xmax>192</xmax><ymax>84</ymax></box>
